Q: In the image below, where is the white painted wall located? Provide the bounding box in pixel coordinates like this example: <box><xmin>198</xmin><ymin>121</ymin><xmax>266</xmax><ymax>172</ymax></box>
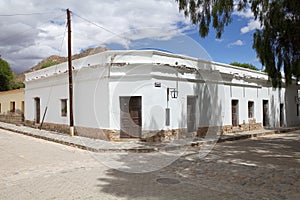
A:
<box><xmin>25</xmin><ymin>50</ymin><xmax>300</xmax><ymax>135</ymax></box>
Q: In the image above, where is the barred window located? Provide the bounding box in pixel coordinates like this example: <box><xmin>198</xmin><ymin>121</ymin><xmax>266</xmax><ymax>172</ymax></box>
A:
<box><xmin>61</xmin><ymin>99</ymin><xmax>67</xmax><ymax>117</ymax></box>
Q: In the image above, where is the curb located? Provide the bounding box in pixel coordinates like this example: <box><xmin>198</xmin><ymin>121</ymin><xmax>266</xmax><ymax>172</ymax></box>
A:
<box><xmin>0</xmin><ymin>125</ymin><xmax>98</xmax><ymax>152</ymax></box>
<box><xmin>217</xmin><ymin>130</ymin><xmax>277</xmax><ymax>143</ymax></box>
<box><xmin>0</xmin><ymin>124</ymin><xmax>280</xmax><ymax>153</ymax></box>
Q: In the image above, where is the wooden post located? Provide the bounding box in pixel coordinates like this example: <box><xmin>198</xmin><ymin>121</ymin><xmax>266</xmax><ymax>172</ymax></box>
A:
<box><xmin>67</xmin><ymin>9</ymin><xmax>74</xmax><ymax>136</ymax></box>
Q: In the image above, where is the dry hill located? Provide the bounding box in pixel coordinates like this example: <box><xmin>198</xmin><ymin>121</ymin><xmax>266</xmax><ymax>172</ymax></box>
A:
<box><xmin>17</xmin><ymin>46</ymin><xmax>108</xmax><ymax>82</ymax></box>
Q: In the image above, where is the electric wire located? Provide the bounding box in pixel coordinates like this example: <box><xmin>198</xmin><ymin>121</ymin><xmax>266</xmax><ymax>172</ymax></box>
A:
<box><xmin>42</xmin><ymin>20</ymin><xmax>68</xmax><ymax>122</ymax></box>
<box><xmin>0</xmin><ymin>13</ymin><xmax>65</xmax><ymax>44</ymax></box>
<box><xmin>4</xmin><ymin>9</ymin><xmax>129</xmax><ymax>125</ymax></box>
<box><xmin>0</xmin><ymin>12</ymin><xmax>59</xmax><ymax>17</ymax></box>
<box><xmin>72</xmin><ymin>11</ymin><xmax>130</xmax><ymax>42</ymax></box>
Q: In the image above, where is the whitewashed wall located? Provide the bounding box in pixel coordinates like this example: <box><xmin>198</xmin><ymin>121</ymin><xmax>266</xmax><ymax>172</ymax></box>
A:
<box><xmin>25</xmin><ymin>73</ymin><xmax>70</xmax><ymax>125</ymax></box>
<box><xmin>25</xmin><ymin>50</ymin><xmax>300</xmax><ymax>133</ymax></box>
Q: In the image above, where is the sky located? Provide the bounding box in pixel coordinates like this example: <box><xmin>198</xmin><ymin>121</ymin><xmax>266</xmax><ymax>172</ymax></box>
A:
<box><xmin>0</xmin><ymin>0</ymin><xmax>262</xmax><ymax>74</ymax></box>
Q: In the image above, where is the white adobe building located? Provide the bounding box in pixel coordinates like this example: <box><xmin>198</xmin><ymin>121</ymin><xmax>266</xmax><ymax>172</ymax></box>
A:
<box><xmin>25</xmin><ymin>50</ymin><xmax>300</xmax><ymax>141</ymax></box>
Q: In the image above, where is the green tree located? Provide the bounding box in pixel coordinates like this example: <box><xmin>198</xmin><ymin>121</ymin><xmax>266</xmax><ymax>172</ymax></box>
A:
<box><xmin>0</xmin><ymin>58</ymin><xmax>14</xmax><ymax>91</ymax></box>
<box><xmin>176</xmin><ymin>0</ymin><xmax>300</xmax><ymax>87</ymax></box>
<box><xmin>10</xmin><ymin>80</ymin><xmax>25</xmax><ymax>90</ymax></box>
<box><xmin>0</xmin><ymin>58</ymin><xmax>24</xmax><ymax>91</ymax></box>
<box><xmin>230</xmin><ymin>62</ymin><xmax>258</xmax><ymax>71</ymax></box>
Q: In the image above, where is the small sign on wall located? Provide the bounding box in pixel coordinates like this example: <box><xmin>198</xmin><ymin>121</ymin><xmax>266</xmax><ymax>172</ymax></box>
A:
<box><xmin>154</xmin><ymin>82</ymin><xmax>161</xmax><ymax>87</ymax></box>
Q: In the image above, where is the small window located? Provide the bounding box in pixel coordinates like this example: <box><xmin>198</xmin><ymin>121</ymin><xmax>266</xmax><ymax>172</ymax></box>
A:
<box><xmin>10</xmin><ymin>101</ymin><xmax>16</xmax><ymax>113</ymax></box>
<box><xmin>61</xmin><ymin>99</ymin><xmax>67</xmax><ymax>117</ymax></box>
<box><xmin>248</xmin><ymin>101</ymin><xmax>254</xmax><ymax>118</ymax></box>
<box><xmin>297</xmin><ymin>104</ymin><xmax>299</xmax><ymax>117</ymax></box>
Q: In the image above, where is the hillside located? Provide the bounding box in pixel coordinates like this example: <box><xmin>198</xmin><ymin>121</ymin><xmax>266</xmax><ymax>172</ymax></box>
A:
<box><xmin>17</xmin><ymin>46</ymin><xmax>108</xmax><ymax>82</ymax></box>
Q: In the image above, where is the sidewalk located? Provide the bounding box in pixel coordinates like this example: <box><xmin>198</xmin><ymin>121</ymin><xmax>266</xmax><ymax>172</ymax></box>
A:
<box><xmin>0</xmin><ymin>121</ymin><xmax>278</xmax><ymax>152</ymax></box>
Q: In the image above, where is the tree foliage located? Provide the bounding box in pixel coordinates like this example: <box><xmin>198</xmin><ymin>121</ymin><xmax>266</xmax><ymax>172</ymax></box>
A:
<box><xmin>252</xmin><ymin>0</ymin><xmax>300</xmax><ymax>87</ymax></box>
<box><xmin>0</xmin><ymin>58</ymin><xmax>14</xmax><ymax>91</ymax></box>
<box><xmin>176</xmin><ymin>0</ymin><xmax>300</xmax><ymax>87</ymax></box>
<box><xmin>11</xmin><ymin>81</ymin><xmax>25</xmax><ymax>90</ymax></box>
<box><xmin>0</xmin><ymin>58</ymin><xmax>24</xmax><ymax>91</ymax></box>
<box><xmin>230</xmin><ymin>62</ymin><xmax>258</xmax><ymax>71</ymax></box>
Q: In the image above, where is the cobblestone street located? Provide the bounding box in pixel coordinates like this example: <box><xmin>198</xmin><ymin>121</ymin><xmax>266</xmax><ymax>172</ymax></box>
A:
<box><xmin>0</xmin><ymin>128</ymin><xmax>299</xmax><ymax>199</ymax></box>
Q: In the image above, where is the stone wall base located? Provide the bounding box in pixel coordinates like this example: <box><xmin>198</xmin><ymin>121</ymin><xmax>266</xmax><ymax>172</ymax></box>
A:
<box><xmin>142</xmin><ymin>129</ymin><xmax>192</xmax><ymax>142</ymax></box>
<box><xmin>24</xmin><ymin>120</ymin><xmax>119</xmax><ymax>141</ymax></box>
<box><xmin>23</xmin><ymin>120</ymin><xmax>263</xmax><ymax>142</ymax></box>
<box><xmin>25</xmin><ymin>120</ymin><xmax>69</xmax><ymax>133</ymax></box>
<box><xmin>222</xmin><ymin>122</ymin><xmax>263</xmax><ymax>134</ymax></box>
<box><xmin>0</xmin><ymin>114</ymin><xmax>24</xmax><ymax>125</ymax></box>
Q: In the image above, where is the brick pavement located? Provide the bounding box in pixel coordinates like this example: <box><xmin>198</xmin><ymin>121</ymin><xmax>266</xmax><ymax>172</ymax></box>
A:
<box><xmin>0</xmin><ymin>128</ymin><xmax>299</xmax><ymax>199</ymax></box>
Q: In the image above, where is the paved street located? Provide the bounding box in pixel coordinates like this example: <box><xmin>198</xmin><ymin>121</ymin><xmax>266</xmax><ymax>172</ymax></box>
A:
<box><xmin>0</xmin><ymin>128</ymin><xmax>299</xmax><ymax>199</ymax></box>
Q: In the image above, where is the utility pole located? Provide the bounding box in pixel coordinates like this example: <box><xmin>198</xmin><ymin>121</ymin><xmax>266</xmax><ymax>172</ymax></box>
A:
<box><xmin>67</xmin><ymin>8</ymin><xmax>74</xmax><ymax>136</ymax></box>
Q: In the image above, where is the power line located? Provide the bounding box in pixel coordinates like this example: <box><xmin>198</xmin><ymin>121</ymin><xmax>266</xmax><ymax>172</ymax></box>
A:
<box><xmin>0</xmin><ymin>12</ymin><xmax>59</xmax><ymax>17</ymax></box>
<box><xmin>58</xmin><ymin>23</ymin><xmax>68</xmax><ymax>56</ymax></box>
<box><xmin>0</xmin><ymin>13</ymin><xmax>66</xmax><ymax>44</ymax></box>
<box><xmin>44</xmin><ymin>20</ymin><xmax>68</xmax><ymax>118</ymax></box>
<box><xmin>71</xmin><ymin>12</ymin><xmax>129</xmax><ymax>41</ymax></box>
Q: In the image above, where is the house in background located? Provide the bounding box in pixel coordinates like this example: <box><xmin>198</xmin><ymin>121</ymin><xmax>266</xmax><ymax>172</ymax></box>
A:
<box><xmin>0</xmin><ymin>88</ymin><xmax>25</xmax><ymax>124</ymax></box>
<box><xmin>24</xmin><ymin>50</ymin><xmax>300</xmax><ymax>141</ymax></box>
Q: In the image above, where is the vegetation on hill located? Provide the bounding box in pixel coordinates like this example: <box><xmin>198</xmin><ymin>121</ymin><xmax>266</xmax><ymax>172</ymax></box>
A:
<box><xmin>0</xmin><ymin>46</ymin><xmax>109</xmax><ymax>90</ymax></box>
<box><xmin>40</xmin><ymin>61</ymin><xmax>59</xmax><ymax>69</ymax></box>
<box><xmin>230</xmin><ymin>62</ymin><xmax>259</xmax><ymax>71</ymax></box>
<box><xmin>0</xmin><ymin>58</ymin><xmax>24</xmax><ymax>91</ymax></box>
<box><xmin>16</xmin><ymin>46</ymin><xmax>109</xmax><ymax>82</ymax></box>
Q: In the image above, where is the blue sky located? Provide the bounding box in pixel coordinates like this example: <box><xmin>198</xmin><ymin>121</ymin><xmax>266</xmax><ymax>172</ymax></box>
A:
<box><xmin>106</xmin><ymin>16</ymin><xmax>263</xmax><ymax>70</ymax></box>
<box><xmin>191</xmin><ymin>15</ymin><xmax>263</xmax><ymax>70</ymax></box>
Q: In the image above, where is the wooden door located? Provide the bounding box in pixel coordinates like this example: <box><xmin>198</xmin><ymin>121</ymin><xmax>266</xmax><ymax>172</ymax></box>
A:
<box><xmin>21</xmin><ymin>101</ymin><xmax>25</xmax><ymax>114</ymax></box>
<box><xmin>280</xmin><ymin>103</ymin><xmax>284</xmax><ymax>127</ymax></box>
<box><xmin>232</xmin><ymin>100</ymin><xmax>239</xmax><ymax>126</ymax></box>
<box><xmin>35</xmin><ymin>97</ymin><xmax>40</xmax><ymax>124</ymax></box>
<box><xmin>263</xmin><ymin>100</ymin><xmax>269</xmax><ymax>127</ymax></box>
<box><xmin>21</xmin><ymin>101</ymin><xmax>25</xmax><ymax>122</ymax></box>
<box><xmin>187</xmin><ymin>96</ymin><xmax>196</xmax><ymax>132</ymax></box>
<box><xmin>120</xmin><ymin>96</ymin><xmax>142</xmax><ymax>138</ymax></box>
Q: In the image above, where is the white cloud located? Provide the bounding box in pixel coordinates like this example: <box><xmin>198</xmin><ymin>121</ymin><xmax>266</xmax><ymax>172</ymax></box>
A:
<box><xmin>232</xmin><ymin>3</ymin><xmax>261</xmax><ymax>34</ymax></box>
<box><xmin>233</xmin><ymin>7</ymin><xmax>254</xmax><ymax>19</ymax></box>
<box><xmin>215</xmin><ymin>38</ymin><xmax>223</xmax><ymax>42</ymax></box>
<box><xmin>253</xmin><ymin>57</ymin><xmax>261</xmax><ymax>62</ymax></box>
<box><xmin>228</xmin><ymin>40</ymin><xmax>244</xmax><ymax>47</ymax></box>
<box><xmin>241</xmin><ymin>19</ymin><xmax>261</xmax><ymax>34</ymax></box>
<box><xmin>0</xmin><ymin>0</ymin><xmax>191</xmax><ymax>73</ymax></box>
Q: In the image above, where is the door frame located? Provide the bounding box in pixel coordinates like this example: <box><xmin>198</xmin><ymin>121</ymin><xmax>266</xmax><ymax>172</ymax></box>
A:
<box><xmin>34</xmin><ymin>97</ymin><xmax>40</xmax><ymax>124</ymax></box>
<box><xmin>262</xmin><ymin>100</ymin><xmax>269</xmax><ymax>127</ymax></box>
<box><xmin>280</xmin><ymin>103</ymin><xmax>284</xmax><ymax>127</ymax></box>
<box><xmin>119</xmin><ymin>96</ymin><xmax>142</xmax><ymax>138</ymax></box>
<box><xmin>187</xmin><ymin>95</ymin><xmax>197</xmax><ymax>132</ymax></box>
<box><xmin>231</xmin><ymin>99</ymin><xmax>239</xmax><ymax>127</ymax></box>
